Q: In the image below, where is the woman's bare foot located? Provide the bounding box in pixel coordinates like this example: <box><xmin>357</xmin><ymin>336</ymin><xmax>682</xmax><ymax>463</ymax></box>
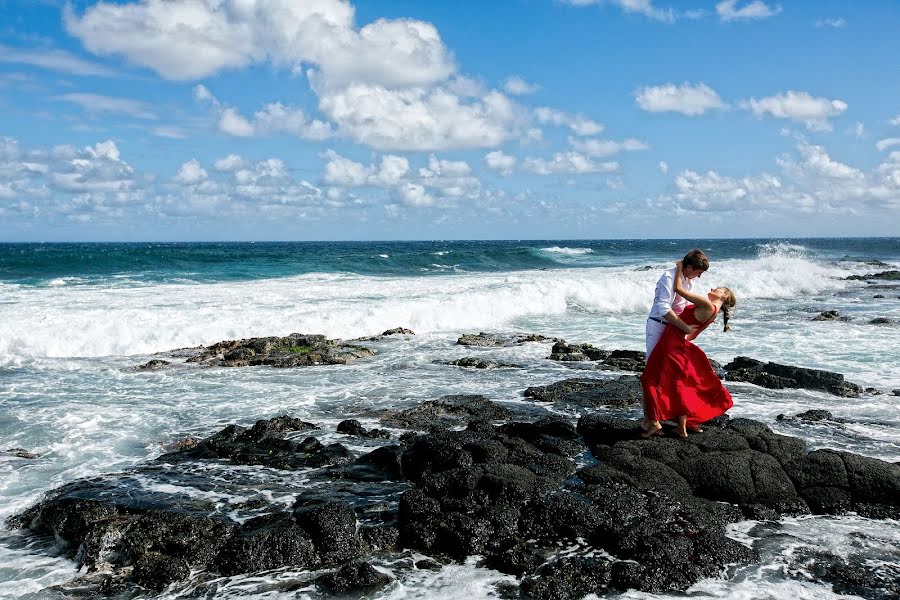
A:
<box><xmin>641</xmin><ymin>421</ymin><xmax>662</xmax><ymax>438</ymax></box>
<box><xmin>687</xmin><ymin>426</ymin><xmax>704</xmax><ymax>433</ymax></box>
<box><xmin>676</xmin><ymin>416</ymin><xmax>689</xmax><ymax>438</ymax></box>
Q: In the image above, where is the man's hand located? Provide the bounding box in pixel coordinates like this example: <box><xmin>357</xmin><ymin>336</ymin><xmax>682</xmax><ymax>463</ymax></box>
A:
<box><xmin>683</xmin><ymin>324</ymin><xmax>698</xmax><ymax>338</ymax></box>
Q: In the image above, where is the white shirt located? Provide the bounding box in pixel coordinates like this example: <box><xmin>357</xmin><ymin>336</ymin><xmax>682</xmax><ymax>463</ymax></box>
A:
<box><xmin>648</xmin><ymin>267</ymin><xmax>692</xmax><ymax>320</ymax></box>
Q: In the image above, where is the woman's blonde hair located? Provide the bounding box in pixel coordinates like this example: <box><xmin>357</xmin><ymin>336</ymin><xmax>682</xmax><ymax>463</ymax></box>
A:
<box><xmin>721</xmin><ymin>288</ymin><xmax>736</xmax><ymax>332</ymax></box>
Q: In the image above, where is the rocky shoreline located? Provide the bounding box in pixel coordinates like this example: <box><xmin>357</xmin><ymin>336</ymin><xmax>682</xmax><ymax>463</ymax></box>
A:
<box><xmin>8</xmin><ymin>331</ymin><xmax>899</xmax><ymax>599</ymax></box>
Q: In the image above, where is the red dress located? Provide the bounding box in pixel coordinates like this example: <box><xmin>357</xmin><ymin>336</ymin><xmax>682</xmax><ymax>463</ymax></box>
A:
<box><xmin>640</xmin><ymin>305</ymin><xmax>732</xmax><ymax>428</ymax></box>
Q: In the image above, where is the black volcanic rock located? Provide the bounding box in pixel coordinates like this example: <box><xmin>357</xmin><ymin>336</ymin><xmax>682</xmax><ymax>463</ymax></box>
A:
<box><xmin>8</xmin><ymin>401</ymin><xmax>900</xmax><ymax>599</ymax></box>
<box><xmin>380</xmin><ymin>394</ymin><xmax>514</xmax><ymax>431</ymax></box>
<box><xmin>438</xmin><ymin>357</ymin><xmax>521</xmax><ymax>369</ymax></box>
<box><xmin>524</xmin><ymin>376</ymin><xmax>642</xmax><ymax>409</ymax></box>
<box><xmin>724</xmin><ymin>356</ymin><xmax>862</xmax><ymax>397</ymax></box>
<box><xmin>548</xmin><ymin>342</ymin><xmax>647</xmax><ymax>372</ymax></box>
<box><xmin>846</xmin><ymin>270</ymin><xmax>900</xmax><ymax>281</ymax></box>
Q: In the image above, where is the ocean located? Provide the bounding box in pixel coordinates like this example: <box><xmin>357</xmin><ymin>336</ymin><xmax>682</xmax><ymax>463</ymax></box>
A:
<box><xmin>1</xmin><ymin>238</ymin><xmax>898</xmax><ymax>599</ymax></box>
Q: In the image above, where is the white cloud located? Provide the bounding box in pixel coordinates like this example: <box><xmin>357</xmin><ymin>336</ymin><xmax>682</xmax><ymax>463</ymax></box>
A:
<box><xmin>743</xmin><ymin>91</ymin><xmax>847</xmax><ymax>131</ymax></box>
<box><xmin>889</xmin><ymin>114</ymin><xmax>900</xmax><ymax>127</ymax></box>
<box><xmin>522</xmin><ymin>152</ymin><xmax>618</xmax><ymax>175</ymax></box>
<box><xmin>0</xmin><ymin>44</ymin><xmax>118</xmax><ymax>77</ymax></box>
<box><xmin>484</xmin><ymin>151</ymin><xmax>517</xmax><ymax>176</ymax></box>
<box><xmin>173</xmin><ymin>159</ymin><xmax>208</xmax><ymax>184</ymax></box>
<box><xmin>659</xmin><ymin>161</ymin><xmax>669</xmax><ymax>174</ymax></box>
<box><xmin>152</xmin><ymin>126</ymin><xmax>188</xmax><ymax>139</ymax></box>
<box><xmin>716</xmin><ymin>0</ymin><xmax>781</xmax><ymax>22</ymax></box>
<box><xmin>503</xmin><ymin>76</ymin><xmax>539</xmax><ymax>96</ymax></box>
<box><xmin>569</xmin><ymin>137</ymin><xmax>648</xmax><ymax>157</ymax></box>
<box><xmin>876</xmin><ymin>138</ymin><xmax>900</xmax><ymax>152</ymax></box>
<box><xmin>635</xmin><ymin>82</ymin><xmax>727</xmax><ymax>115</ymax></box>
<box><xmin>657</xmin><ymin>140</ymin><xmax>900</xmax><ymax>215</ymax></box>
<box><xmin>560</xmin><ymin>0</ymin><xmax>677</xmax><ymax>23</ymax></box>
<box><xmin>218</xmin><ymin>108</ymin><xmax>255</xmax><ymax>137</ymax></box>
<box><xmin>55</xmin><ymin>92</ymin><xmax>157</xmax><ymax>120</ymax></box>
<box><xmin>814</xmin><ymin>17</ymin><xmax>845</xmax><ymax>28</ymax></box>
<box><xmin>849</xmin><ymin>122</ymin><xmax>864</xmax><ymax>138</ymax></box>
<box><xmin>214</xmin><ymin>154</ymin><xmax>247</xmax><ymax>171</ymax></box>
<box><xmin>322</xmin><ymin>150</ymin><xmax>373</xmax><ymax>187</ymax></box>
<box><xmin>318</xmin><ymin>84</ymin><xmax>524</xmax><ymax>151</ymax></box>
<box><xmin>534</xmin><ymin>107</ymin><xmax>603</xmax><ymax>136</ymax></box>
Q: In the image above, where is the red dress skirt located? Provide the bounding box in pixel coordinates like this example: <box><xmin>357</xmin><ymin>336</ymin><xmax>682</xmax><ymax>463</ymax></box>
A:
<box><xmin>640</xmin><ymin>305</ymin><xmax>732</xmax><ymax>428</ymax></box>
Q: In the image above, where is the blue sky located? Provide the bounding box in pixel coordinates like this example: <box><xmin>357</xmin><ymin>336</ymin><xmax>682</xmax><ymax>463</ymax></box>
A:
<box><xmin>1</xmin><ymin>0</ymin><xmax>899</xmax><ymax>241</ymax></box>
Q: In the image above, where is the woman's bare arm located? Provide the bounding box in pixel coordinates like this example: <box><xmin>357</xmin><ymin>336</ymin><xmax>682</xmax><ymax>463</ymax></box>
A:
<box><xmin>673</xmin><ymin>261</ymin><xmax>715</xmax><ymax>322</ymax></box>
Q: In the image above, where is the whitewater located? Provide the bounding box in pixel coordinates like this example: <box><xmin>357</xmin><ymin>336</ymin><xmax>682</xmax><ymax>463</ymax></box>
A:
<box><xmin>1</xmin><ymin>239</ymin><xmax>898</xmax><ymax>599</ymax></box>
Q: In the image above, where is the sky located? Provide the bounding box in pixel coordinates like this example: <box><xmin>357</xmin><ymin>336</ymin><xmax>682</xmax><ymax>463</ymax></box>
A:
<box><xmin>0</xmin><ymin>0</ymin><xmax>899</xmax><ymax>241</ymax></box>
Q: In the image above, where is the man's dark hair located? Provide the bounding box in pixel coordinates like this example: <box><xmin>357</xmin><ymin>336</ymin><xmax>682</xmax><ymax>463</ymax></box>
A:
<box><xmin>682</xmin><ymin>248</ymin><xmax>709</xmax><ymax>271</ymax></box>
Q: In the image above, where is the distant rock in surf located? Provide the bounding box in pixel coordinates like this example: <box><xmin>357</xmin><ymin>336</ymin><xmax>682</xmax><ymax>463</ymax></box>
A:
<box><xmin>457</xmin><ymin>332</ymin><xmax>561</xmax><ymax>347</ymax></box>
<box><xmin>846</xmin><ymin>270</ymin><xmax>900</xmax><ymax>281</ymax></box>
<box><xmin>869</xmin><ymin>317</ymin><xmax>893</xmax><ymax>325</ymax></box>
<box><xmin>812</xmin><ymin>310</ymin><xmax>851</xmax><ymax>321</ymax></box>
<box><xmin>138</xmin><ymin>333</ymin><xmax>374</xmax><ymax>369</ymax></box>
<box><xmin>548</xmin><ymin>342</ymin><xmax>647</xmax><ymax>372</ymax></box>
<box><xmin>724</xmin><ymin>356</ymin><xmax>862</xmax><ymax>397</ymax></box>
<box><xmin>436</xmin><ymin>357</ymin><xmax>522</xmax><ymax>369</ymax></box>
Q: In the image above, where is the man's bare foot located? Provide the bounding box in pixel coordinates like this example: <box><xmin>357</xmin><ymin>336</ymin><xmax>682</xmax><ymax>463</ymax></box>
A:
<box><xmin>641</xmin><ymin>421</ymin><xmax>662</xmax><ymax>438</ymax></box>
<box><xmin>675</xmin><ymin>426</ymin><xmax>689</xmax><ymax>438</ymax></box>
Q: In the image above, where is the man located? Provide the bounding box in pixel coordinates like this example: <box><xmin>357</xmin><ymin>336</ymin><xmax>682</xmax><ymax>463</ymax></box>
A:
<box><xmin>645</xmin><ymin>248</ymin><xmax>709</xmax><ymax>359</ymax></box>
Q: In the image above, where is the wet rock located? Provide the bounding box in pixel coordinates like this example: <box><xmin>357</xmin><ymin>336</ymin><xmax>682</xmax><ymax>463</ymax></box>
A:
<box><xmin>161</xmin><ymin>333</ymin><xmax>374</xmax><ymax>368</ymax></box>
<box><xmin>893</xmin><ymin>389</ymin><xmax>900</xmax><ymax>396</ymax></box>
<box><xmin>315</xmin><ymin>562</ymin><xmax>392</xmax><ymax>594</ymax></box>
<box><xmin>812</xmin><ymin>310</ymin><xmax>850</xmax><ymax>321</ymax></box>
<box><xmin>792</xmin><ymin>410</ymin><xmax>834</xmax><ymax>422</ymax></box>
<box><xmin>136</xmin><ymin>359</ymin><xmax>171</xmax><ymax>371</ymax></box>
<box><xmin>132</xmin><ymin>553</ymin><xmax>190</xmax><ymax>591</ymax></box>
<box><xmin>293</xmin><ymin>499</ymin><xmax>361</xmax><ymax>564</ymax></box>
<box><xmin>457</xmin><ymin>332</ymin><xmax>560</xmax><ymax>347</ymax></box>
<box><xmin>1</xmin><ymin>448</ymin><xmax>39</xmax><ymax>459</ymax></box>
<box><xmin>524</xmin><ymin>376</ymin><xmax>642</xmax><ymax>409</ymax></box>
<box><xmin>874</xmin><ymin>294</ymin><xmax>885</xmax><ymax>299</ymax></box>
<box><xmin>846</xmin><ymin>270</ymin><xmax>900</xmax><ymax>281</ymax></box>
<box><xmin>214</xmin><ymin>514</ymin><xmax>317</xmax><ymax>575</ymax></box>
<box><xmin>157</xmin><ymin>416</ymin><xmax>349</xmax><ymax>471</ymax></box>
<box><xmin>439</xmin><ymin>357</ymin><xmax>521</xmax><ymax>369</ymax></box>
<box><xmin>337</xmin><ymin>419</ymin><xmax>392</xmax><ymax>440</ymax></box>
<box><xmin>724</xmin><ymin>356</ymin><xmax>862</xmax><ymax>397</ymax></box>
<box><xmin>548</xmin><ymin>343</ymin><xmax>646</xmax><ymax>372</ymax></box>
<box><xmin>382</xmin><ymin>327</ymin><xmax>415</xmax><ymax>336</ymax></box>
<box><xmin>381</xmin><ymin>394</ymin><xmax>513</xmax><ymax>431</ymax></box>
<box><xmin>869</xmin><ymin>317</ymin><xmax>893</xmax><ymax>325</ymax></box>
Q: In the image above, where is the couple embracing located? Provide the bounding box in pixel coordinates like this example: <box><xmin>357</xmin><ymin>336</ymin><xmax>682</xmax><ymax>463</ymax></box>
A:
<box><xmin>641</xmin><ymin>249</ymin><xmax>737</xmax><ymax>438</ymax></box>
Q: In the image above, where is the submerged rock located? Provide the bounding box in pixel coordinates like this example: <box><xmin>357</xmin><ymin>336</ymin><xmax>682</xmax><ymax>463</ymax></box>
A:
<box><xmin>337</xmin><ymin>419</ymin><xmax>391</xmax><ymax>440</ymax></box>
<box><xmin>724</xmin><ymin>356</ymin><xmax>862</xmax><ymax>397</ymax></box>
<box><xmin>1</xmin><ymin>448</ymin><xmax>39</xmax><ymax>459</ymax></box>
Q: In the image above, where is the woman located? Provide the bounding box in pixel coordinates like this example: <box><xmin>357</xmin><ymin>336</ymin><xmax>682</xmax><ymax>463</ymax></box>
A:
<box><xmin>640</xmin><ymin>260</ymin><xmax>736</xmax><ymax>438</ymax></box>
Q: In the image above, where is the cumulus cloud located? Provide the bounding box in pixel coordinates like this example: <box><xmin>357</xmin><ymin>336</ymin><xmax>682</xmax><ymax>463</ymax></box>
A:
<box><xmin>656</xmin><ymin>139</ymin><xmax>900</xmax><ymax>215</ymax></box>
<box><xmin>635</xmin><ymin>82</ymin><xmax>727</xmax><ymax>115</ymax></box>
<box><xmin>0</xmin><ymin>44</ymin><xmax>117</xmax><ymax>77</ymax></box>
<box><xmin>659</xmin><ymin>161</ymin><xmax>669</xmax><ymax>174</ymax></box>
<box><xmin>503</xmin><ymin>76</ymin><xmax>539</xmax><ymax>96</ymax></box>
<box><xmin>742</xmin><ymin>90</ymin><xmax>848</xmax><ymax>131</ymax></box>
<box><xmin>173</xmin><ymin>159</ymin><xmax>208</xmax><ymax>184</ymax></box>
<box><xmin>534</xmin><ymin>107</ymin><xmax>603</xmax><ymax>136</ymax></box>
<box><xmin>522</xmin><ymin>152</ymin><xmax>618</xmax><ymax>175</ymax></box>
<box><xmin>484</xmin><ymin>151</ymin><xmax>517</xmax><ymax>176</ymax></box>
<box><xmin>716</xmin><ymin>0</ymin><xmax>781</xmax><ymax>22</ymax></box>
<box><xmin>569</xmin><ymin>137</ymin><xmax>648</xmax><ymax>157</ymax></box>
<box><xmin>321</xmin><ymin>150</ymin><xmax>478</xmax><ymax>206</ymax></box>
<box><xmin>890</xmin><ymin>114</ymin><xmax>900</xmax><ymax>127</ymax></box>
<box><xmin>318</xmin><ymin>84</ymin><xmax>527</xmax><ymax>150</ymax></box>
<box><xmin>55</xmin><ymin>92</ymin><xmax>157</xmax><ymax>119</ymax></box>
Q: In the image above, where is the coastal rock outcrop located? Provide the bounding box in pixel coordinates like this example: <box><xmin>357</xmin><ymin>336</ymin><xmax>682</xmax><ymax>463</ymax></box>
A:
<box><xmin>548</xmin><ymin>342</ymin><xmax>646</xmax><ymax>372</ymax></box>
<box><xmin>139</xmin><ymin>333</ymin><xmax>375</xmax><ymax>370</ymax></box>
<box><xmin>8</xmin><ymin>404</ymin><xmax>899</xmax><ymax>598</ymax></box>
<box><xmin>723</xmin><ymin>356</ymin><xmax>862</xmax><ymax>397</ymax></box>
<box><xmin>523</xmin><ymin>376</ymin><xmax>642</xmax><ymax>409</ymax></box>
